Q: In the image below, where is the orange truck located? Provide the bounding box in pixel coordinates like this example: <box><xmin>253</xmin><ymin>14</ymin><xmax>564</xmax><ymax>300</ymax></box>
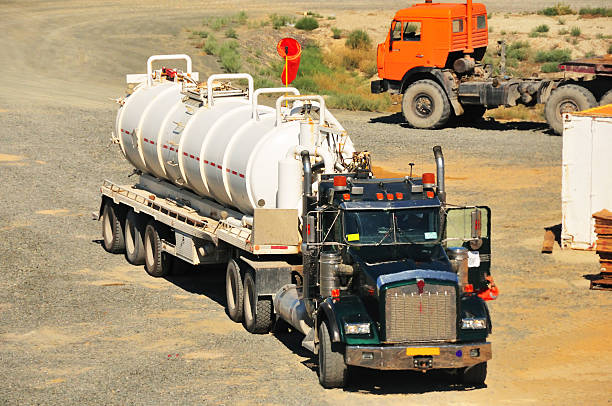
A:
<box><xmin>371</xmin><ymin>0</ymin><xmax>612</xmax><ymax>134</ymax></box>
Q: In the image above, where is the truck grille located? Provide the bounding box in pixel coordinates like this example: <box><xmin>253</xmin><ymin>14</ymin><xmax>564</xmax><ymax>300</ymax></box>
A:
<box><xmin>384</xmin><ymin>283</ymin><xmax>457</xmax><ymax>343</ymax></box>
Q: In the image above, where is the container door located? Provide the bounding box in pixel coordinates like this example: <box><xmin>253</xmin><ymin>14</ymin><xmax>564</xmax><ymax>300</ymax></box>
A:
<box><xmin>445</xmin><ymin>206</ymin><xmax>491</xmax><ymax>291</ymax></box>
<box><xmin>385</xmin><ymin>20</ymin><xmax>424</xmax><ymax>81</ymax></box>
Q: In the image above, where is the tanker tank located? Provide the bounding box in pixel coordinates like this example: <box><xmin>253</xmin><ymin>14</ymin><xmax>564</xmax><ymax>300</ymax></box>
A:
<box><xmin>115</xmin><ymin>54</ymin><xmax>356</xmax><ymax>216</ymax></box>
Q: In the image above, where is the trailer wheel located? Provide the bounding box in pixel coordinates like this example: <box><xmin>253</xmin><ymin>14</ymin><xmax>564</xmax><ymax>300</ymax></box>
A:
<box><xmin>102</xmin><ymin>202</ymin><xmax>125</xmax><ymax>254</ymax></box>
<box><xmin>242</xmin><ymin>271</ymin><xmax>274</xmax><ymax>334</ymax></box>
<box><xmin>225</xmin><ymin>259</ymin><xmax>244</xmax><ymax>322</ymax></box>
<box><xmin>124</xmin><ymin>210</ymin><xmax>145</xmax><ymax>265</ymax></box>
<box><xmin>143</xmin><ymin>220</ymin><xmax>172</xmax><ymax>277</ymax></box>
<box><xmin>402</xmin><ymin>79</ymin><xmax>451</xmax><ymax>129</ymax></box>
<box><xmin>545</xmin><ymin>85</ymin><xmax>597</xmax><ymax>135</ymax></box>
<box><xmin>457</xmin><ymin>362</ymin><xmax>487</xmax><ymax>386</ymax></box>
<box><xmin>600</xmin><ymin>89</ymin><xmax>612</xmax><ymax>106</ymax></box>
<box><xmin>318</xmin><ymin>320</ymin><xmax>348</xmax><ymax>388</ymax></box>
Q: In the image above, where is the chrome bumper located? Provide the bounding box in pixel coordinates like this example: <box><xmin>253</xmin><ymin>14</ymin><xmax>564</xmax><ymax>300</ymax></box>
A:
<box><xmin>345</xmin><ymin>342</ymin><xmax>491</xmax><ymax>370</ymax></box>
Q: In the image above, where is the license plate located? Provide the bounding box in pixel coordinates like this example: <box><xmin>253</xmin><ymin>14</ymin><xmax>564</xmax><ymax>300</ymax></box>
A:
<box><xmin>406</xmin><ymin>347</ymin><xmax>440</xmax><ymax>356</ymax></box>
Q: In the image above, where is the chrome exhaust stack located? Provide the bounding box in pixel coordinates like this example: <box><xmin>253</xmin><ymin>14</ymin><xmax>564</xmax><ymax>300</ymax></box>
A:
<box><xmin>433</xmin><ymin>146</ymin><xmax>446</xmax><ymax>204</ymax></box>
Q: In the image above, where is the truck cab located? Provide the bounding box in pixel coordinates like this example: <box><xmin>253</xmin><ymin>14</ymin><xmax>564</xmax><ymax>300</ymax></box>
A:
<box><xmin>299</xmin><ymin>148</ymin><xmax>495</xmax><ymax>388</ymax></box>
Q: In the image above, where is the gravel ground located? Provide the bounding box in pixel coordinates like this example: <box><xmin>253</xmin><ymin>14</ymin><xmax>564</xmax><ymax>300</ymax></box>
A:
<box><xmin>1</xmin><ymin>1</ymin><xmax>610</xmax><ymax>405</ymax></box>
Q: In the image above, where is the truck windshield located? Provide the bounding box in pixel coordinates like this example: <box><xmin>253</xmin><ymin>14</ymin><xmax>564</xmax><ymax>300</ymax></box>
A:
<box><xmin>343</xmin><ymin>208</ymin><xmax>439</xmax><ymax>245</ymax></box>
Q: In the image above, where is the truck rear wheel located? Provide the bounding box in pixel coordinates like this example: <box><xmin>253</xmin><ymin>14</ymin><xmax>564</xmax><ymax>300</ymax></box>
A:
<box><xmin>102</xmin><ymin>201</ymin><xmax>125</xmax><ymax>254</ymax></box>
<box><xmin>318</xmin><ymin>321</ymin><xmax>348</xmax><ymax>388</ymax></box>
<box><xmin>225</xmin><ymin>259</ymin><xmax>244</xmax><ymax>322</ymax></box>
<box><xmin>242</xmin><ymin>271</ymin><xmax>274</xmax><ymax>334</ymax></box>
<box><xmin>457</xmin><ymin>361</ymin><xmax>487</xmax><ymax>386</ymax></box>
<box><xmin>402</xmin><ymin>79</ymin><xmax>451</xmax><ymax>129</ymax></box>
<box><xmin>143</xmin><ymin>220</ymin><xmax>172</xmax><ymax>277</ymax></box>
<box><xmin>545</xmin><ymin>84</ymin><xmax>597</xmax><ymax>135</ymax></box>
<box><xmin>124</xmin><ymin>209</ymin><xmax>145</xmax><ymax>265</ymax></box>
<box><xmin>600</xmin><ymin>89</ymin><xmax>612</xmax><ymax>106</ymax></box>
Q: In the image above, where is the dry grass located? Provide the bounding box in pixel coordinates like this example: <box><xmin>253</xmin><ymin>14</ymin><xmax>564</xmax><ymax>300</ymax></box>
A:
<box><xmin>485</xmin><ymin>104</ymin><xmax>545</xmax><ymax>122</ymax></box>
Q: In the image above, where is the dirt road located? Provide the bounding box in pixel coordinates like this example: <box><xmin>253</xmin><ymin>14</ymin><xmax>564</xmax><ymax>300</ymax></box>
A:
<box><xmin>1</xmin><ymin>1</ymin><xmax>611</xmax><ymax>405</ymax></box>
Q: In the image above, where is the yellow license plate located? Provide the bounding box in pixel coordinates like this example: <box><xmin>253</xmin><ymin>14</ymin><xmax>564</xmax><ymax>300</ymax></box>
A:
<box><xmin>406</xmin><ymin>347</ymin><xmax>440</xmax><ymax>356</ymax></box>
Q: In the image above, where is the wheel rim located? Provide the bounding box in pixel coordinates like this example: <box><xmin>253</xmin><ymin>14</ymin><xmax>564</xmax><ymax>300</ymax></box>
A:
<box><xmin>558</xmin><ymin>99</ymin><xmax>579</xmax><ymax>117</ymax></box>
<box><xmin>125</xmin><ymin>219</ymin><xmax>135</xmax><ymax>255</ymax></box>
<box><xmin>103</xmin><ymin>209</ymin><xmax>113</xmax><ymax>245</ymax></box>
<box><xmin>414</xmin><ymin>93</ymin><xmax>434</xmax><ymax>118</ymax></box>
<box><xmin>145</xmin><ymin>230</ymin><xmax>155</xmax><ymax>268</ymax></box>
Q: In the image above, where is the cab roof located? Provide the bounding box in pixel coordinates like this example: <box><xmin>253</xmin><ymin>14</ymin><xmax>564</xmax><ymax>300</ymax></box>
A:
<box><xmin>394</xmin><ymin>2</ymin><xmax>487</xmax><ymax>20</ymax></box>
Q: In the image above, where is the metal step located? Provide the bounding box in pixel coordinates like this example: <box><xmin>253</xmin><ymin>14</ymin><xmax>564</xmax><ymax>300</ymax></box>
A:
<box><xmin>301</xmin><ymin>328</ymin><xmax>316</xmax><ymax>353</ymax></box>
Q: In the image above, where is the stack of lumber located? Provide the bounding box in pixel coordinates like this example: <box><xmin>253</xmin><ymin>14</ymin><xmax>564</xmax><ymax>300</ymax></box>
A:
<box><xmin>592</xmin><ymin>209</ymin><xmax>612</xmax><ymax>290</ymax></box>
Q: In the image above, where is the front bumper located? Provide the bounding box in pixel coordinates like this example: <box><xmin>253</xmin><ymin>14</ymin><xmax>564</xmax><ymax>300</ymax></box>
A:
<box><xmin>345</xmin><ymin>342</ymin><xmax>491</xmax><ymax>370</ymax></box>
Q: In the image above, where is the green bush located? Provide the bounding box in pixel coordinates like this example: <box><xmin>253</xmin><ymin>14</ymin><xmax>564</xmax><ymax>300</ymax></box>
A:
<box><xmin>541</xmin><ymin>62</ymin><xmax>560</xmax><ymax>72</ymax></box>
<box><xmin>528</xmin><ymin>32</ymin><xmax>541</xmax><ymax>38</ymax></box>
<box><xmin>507</xmin><ymin>41</ymin><xmax>530</xmax><ymax>61</ymax></box>
<box><xmin>535</xmin><ymin>48</ymin><xmax>571</xmax><ymax>63</ymax></box>
<box><xmin>609</xmin><ymin>43</ymin><xmax>612</xmax><ymax>54</ymax></box>
<box><xmin>193</xmin><ymin>30</ymin><xmax>208</xmax><ymax>38</ymax></box>
<box><xmin>331</xmin><ymin>27</ymin><xmax>342</xmax><ymax>39</ymax></box>
<box><xmin>219</xmin><ymin>41</ymin><xmax>241</xmax><ymax>73</ymax></box>
<box><xmin>269</xmin><ymin>14</ymin><xmax>294</xmax><ymax>29</ymax></box>
<box><xmin>579</xmin><ymin>7</ymin><xmax>612</xmax><ymax>17</ymax></box>
<box><xmin>570</xmin><ymin>26</ymin><xmax>581</xmax><ymax>37</ymax></box>
<box><xmin>225</xmin><ymin>28</ymin><xmax>238</xmax><ymax>38</ymax></box>
<box><xmin>236</xmin><ymin>11</ymin><xmax>248</xmax><ymax>24</ymax></box>
<box><xmin>306</xmin><ymin>11</ymin><xmax>323</xmax><ymax>18</ymax></box>
<box><xmin>203</xmin><ymin>35</ymin><xmax>219</xmax><ymax>55</ymax></box>
<box><xmin>327</xmin><ymin>93</ymin><xmax>390</xmax><ymax>111</ymax></box>
<box><xmin>538</xmin><ymin>4</ymin><xmax>574</xmax><ymax>16</ymax></box>
<box><xmin>345</xmin><ymin>29</ymin><xmax>371</xmax><ymax>49</ymax></box>
<box><xmin>534</xmin><ymin>24</ymin><xmax>550</xmax><ymax>33</ymax></box>
<box><xmin>295</xmin><ymin>17</ymin><xmax>319</xmax><ymax>31</ymax></box>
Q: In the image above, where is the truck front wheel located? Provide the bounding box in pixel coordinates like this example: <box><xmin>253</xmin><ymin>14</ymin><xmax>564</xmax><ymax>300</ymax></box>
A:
<box><xmin>242</xmin><ymin>271</ymin><xmax>274</xmax><ymax>334</ymax></box>
<box><xmin>102</xmin><ymin>202</ymin><xmax>125</xmax><ymax>254</ymax></box>
<box><xmin>143</xmin><ymin>221</ymin><xmax>173</xmax><ymax>277</ymax></box>
<box><xmin>402</xmin><ymin>79</ymin><xmax>451</xmax><ymax>129</ymax></box>
<box><xmin>226</xmin><ymin>259</ymin><xmax>244</xmax><ymax>322</ymax></box>
<box><xmin>545</xmin><ymin>84</ymin><xmax>597</xmax><ymax>135</ymax></box>
<box><xmin>318</xmin><ymin>321</ymin><xmax>348</xmax><ymax>388</ymax></box>
<box><xmin>457</xmin><ymin>361</ymin><xmax>487</xmax><ymax>386</ymax></box>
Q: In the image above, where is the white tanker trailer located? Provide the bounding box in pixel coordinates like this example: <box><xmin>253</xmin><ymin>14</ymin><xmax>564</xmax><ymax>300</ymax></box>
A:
<box><xmin>98</xmin><ymin>54</ymin><xmax>495</xmax><ymax>388</ymax></box>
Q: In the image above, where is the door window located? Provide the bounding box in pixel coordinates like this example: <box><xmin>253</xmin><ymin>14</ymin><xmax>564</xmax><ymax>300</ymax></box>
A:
<box><xmin>403</xmin><ymin>22</ymin><xmax>421</xmax><ymax>41</ymax></box>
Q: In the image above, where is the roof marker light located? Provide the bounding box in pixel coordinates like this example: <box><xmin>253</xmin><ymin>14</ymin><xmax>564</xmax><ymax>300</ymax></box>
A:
<box><xmin>342</xmin><ymin>193</ymin><xmax>351</xmax><ymax>201</ymax></box>
<box><xmin>387</xmin><ymin>193</ymin><xmax>394</xmax><ymax>200</ymax></box>
<box><xmin>396</xmin><ymin>192</ymin><xmax>404</xmax><ymax>200</ymax></box>
<box><xmin>376</xmin><ymin>192</ymin><xmax>384</xmax><ymax>200</ymax></box>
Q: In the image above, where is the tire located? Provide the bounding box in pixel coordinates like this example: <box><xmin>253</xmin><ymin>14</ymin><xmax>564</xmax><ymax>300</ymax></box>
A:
<box><xmin>225</xmin><ymin>259</ymin><xmax>244</xmax><ymax>323</ymax></box>
<box><xmin>318</xmin><ymin>321</ymin><xmax>348</xmax><ymax>388</ymax></box>
<box><xmin>102</xmin><ymin>201</ymin><xmax>125</xmax><ymax>254</ymax></box>
<box><xmin>402</xmin><ymin>79</ymin><xmax>451</xmax><ymax>129</ymax></box>
<box><xmin>600</xmin><ymin>89</ymin><xmax>612</xmax><ymax>106</ymax></box>
<box><xmin>458</xmin><ymin>362</ymin><xmax>487</xmax><ymax>385</ymax></box>
<box><xmin>124</xmin><ymin>210</ymin><xmax>145</xmax><ymax>265</ymax></box>
<box><xmin>143</xmin><ymin>220</ymin><xmax>172</xmax><ymax>277</ymax></box>
<box><xmin>545</xmin><ymin>84</ymin><xmax>597</xmax><ymax>135</ymax></box>
<box><xmin>242</xmin><ymin>271</ymin><xmax>274</xmax><ymax>334</ymax></box>
<box><xmin>460</xmin><ymin>105</ymin><xmax>486</xmax><ymax>123</ymax></box>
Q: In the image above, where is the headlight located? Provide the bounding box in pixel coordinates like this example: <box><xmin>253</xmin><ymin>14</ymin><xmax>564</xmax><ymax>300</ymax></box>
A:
<box><xmin>344</xmin><ymin>322</ymin><xmax>371</xmax><ymax>335</ymax></box>
<box><xmin>462</xmin><ymin>318</ymin><xmax>487</xmax><ymax>330</ymax></box>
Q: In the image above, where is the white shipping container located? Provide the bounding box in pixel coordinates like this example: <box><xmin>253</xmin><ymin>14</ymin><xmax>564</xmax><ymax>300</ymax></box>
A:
<box><xmin>561</xmin><ymin>104</ymin><xmax>612</xmax><ymax>250</ymax></box>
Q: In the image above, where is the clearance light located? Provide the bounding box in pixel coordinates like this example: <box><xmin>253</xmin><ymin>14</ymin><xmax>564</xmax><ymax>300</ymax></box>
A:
<box><xmin>376</xmin><ymin>193</ymin><xmax>384</xmax><ymax>200</ymax></box>
<box><xmin>331</xmin><ymin>288</ymin><xmax>340</xmax><ymax>301</ymax></box>
<box><xmin>387</xmin><ymin>193</ymin><xmax>394</xmax><ymax>200</ymax></box>
<box><xmin>395</xmin><ymin>192</ymin><xmax>404</xmax><ymax>200</ymax></box>
<box><xmin>333</xmin><ymin>176</ymin><xmax>347</xmax><ymax>187</ymax></box>
<box><xmin>342</xmin><ymin>193</ymin><xmax>351</xmax><ymax>201</ymax></box>
<box><xmin>422</xmin><ymin>172</ymin><xmax>435</xmax><ymax>187</ymax></box>
<box><xmin>464</xmin><ymin>284</ymin><xmax>474</xmax><ymax>293</ymax></box>
<box><xmin>426</xmin><ymin>191</ymin><xmax>434</xmax><ymax>198</ymax></box>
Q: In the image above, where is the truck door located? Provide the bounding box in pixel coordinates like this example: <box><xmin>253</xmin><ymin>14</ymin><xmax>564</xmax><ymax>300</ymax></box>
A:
<box><xmin>385</xmin><ymin>20</ymin><xmax>424</xmax><ymax>81</ymax></box>
<box><xmin>444</xmin><ymin>206</ymin><xmax>491</xmax><ymax>291</ymax></box>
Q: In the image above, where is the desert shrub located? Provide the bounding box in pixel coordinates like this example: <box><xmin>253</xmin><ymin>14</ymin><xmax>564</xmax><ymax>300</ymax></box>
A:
<box><xmin>345</xmin><ymin>29</ymin><xmax>371</xmax><ymax>49</ymax></box>
<box><xmin>225</xmin><ymin>28</ymin><xmax>238</xmax><ymax>38</ymax></box>
<box><xmin>534</xmin><ymin>24</ymin><xmax>550</xmax><ymax>33</ymax></box>
<box><xmin>579</xmin><ymin>7</ymin><xmax>612</xmax><ymax>17</ymax></box>
<box><xmin>538</xmin><ymin>4</ymin><xmax>574</xmax><ymax>16</ymax></box>
<box><xmin>535</xmin><ymin>48</ymin><xmax>571</xmax><ymax>62</ymax></box>
<box><xmin>570</xmin><ymin>26</ymin><xmax>581</xmax><ymax>37</ymax></box>
<box><xmin>331</xmin><ymin>27</ymin><xmax>342</xmax><ymax>39</ymax></box>
<box><xmin>528</xmin><ymin>32</ymin><xmax>541</xmax><ymax>38</ymax></box>
<box><xmin>558</xmin><ymin>28</ymin><xmax>569</xmax><ymax>35</ymax></box>
<box><xmin>295</xmin><ymin>17</ymin><xmax>319</xmax><ymax>30</ymax></box>
<box><xmin>557</xmin><ymin>18</ymin><xmax>566</xmax><ymax>25</ymax></box>
<box><xmin>327</xmin><ymin>15</ymin><xmax>336</xmax><ymax>20</ymax></box>
<box><xmin>306</xmin><ymin>11</ymin><xmax>323</xmax><ymax>18</ymax></box>
<box><xmin>203</xmin><ymin>35</ymin><xmax>219</xmax><ymax>55</ymax></box>
<box><xmin>193</xmin><ymin>30</ymin><xmax>208</xmax><ymax>38</ymax></box>
<box><xmin>235</xmin><ymin>11</ymin><xmax>248</xmax><ymax>24</ymax></box>
<box><xmin>507</xmin><ymin>41</ymin><xmax>530</xmax><ymax>61</ymax></box>
<box><xmin>327</xmin><ymin>93</ymin><xmax>390</xmax><ymax>111</ymax></box>
<box><xmin>361</xmin><ymin>60</ymin><xmax>379</xmax><ymax>77</ymax></box>
<box><xmin>269</xmin><ymin>14</ymin><xmax>294</xmax><ymax>29</ymax></box>
<box><xmin>219</xmin><ymin>41</ymin><xmax>241</xmax><ymax>73</ymax></box>
<box><xmin>609</xmin><ymin>44</ymin><xmax>612</xmax><ymax>54</ymax></box>
<box><xmin>541</xmin><ymin>62</ymin><xmax>560</xmax><ymax>72</ymax></box>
